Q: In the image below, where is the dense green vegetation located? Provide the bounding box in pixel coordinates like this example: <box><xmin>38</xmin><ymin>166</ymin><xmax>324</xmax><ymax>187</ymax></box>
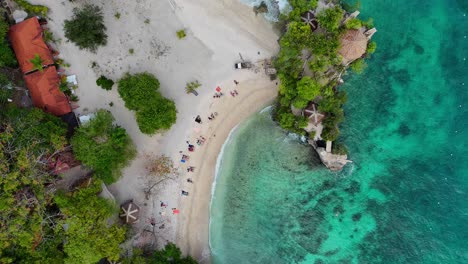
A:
<box><xmin>0</xmin><ymin>107</ymin><xmax>67</xmax><ymax>262</ymax></box>
<box><xmin>123</xmin><ymin>243</ymin><xmax>197</xmax><ymax>264</ymax></box>
<box><xmin>71</xmin><ymin>109</ymin><xmax>136</xmax><ymax>184</ymax></box>
<box><xmin>64</xmin><ymin>4</ymin><xmax>107</xmax><ymax>51</ymax></box>
<box><xmin>0</xmin><ymin>107</ymin><xmax>125</xmax><ymax>262</ymax></box>
<box><xmin>96</xmin><ymin>75</ymin><xmax>115</xmax><ymax>90</ymax></box>
<box><xmin>0</xmin><ymin>18</ymin><xmax>17</xmax><ymax>68</ymax></box>
<box><xmin>274</xmin><ymin>1</ymin><xmax>375</xmax><ymax>142</ymax></box>
<box><xmin>118</xmin><ymin>73</ymin><xmax>177</xmax><ymax>134</ymax></box>
<box><xmin>54</xmin><ymin>180</ymin><xmax>126</xmax><ymax>263</ymax></box>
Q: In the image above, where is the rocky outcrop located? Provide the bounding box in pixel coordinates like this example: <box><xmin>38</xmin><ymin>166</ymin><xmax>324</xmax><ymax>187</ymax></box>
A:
<box><xmin>316</xmin><ymin>147</ymin><xmax>352</xmax><ymax>171</ymax></box>
<box><xmin>309</xmin><ymin>140</ymin><xmax>352</xmax><ymax>171</ymax></box>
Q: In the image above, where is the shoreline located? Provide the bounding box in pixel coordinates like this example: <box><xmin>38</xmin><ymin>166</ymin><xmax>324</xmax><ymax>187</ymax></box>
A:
<box><xmin>209</xmin><ymin>121</ymin><xmax>240</xmax><ymax>252</ymax></box>
<box><xmin>175</xmin><ymin>78</ymin><xmax>278</xmax><ymax>263</ymax></box>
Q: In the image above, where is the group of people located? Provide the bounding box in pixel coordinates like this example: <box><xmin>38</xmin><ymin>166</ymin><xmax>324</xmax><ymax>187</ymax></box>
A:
<box><xmin>230</xmin><ymin>90</ymin><xmax>239</xmax><ymax>97</ymax></box>
<box><xmin>196</xmin><ymin>136</ymin><xmax>206</xmax><ymax>146</ymax></box>
<box><xmin>213</xmin><ymin>92</ymin><xmax>224</xmax><ymax>98</ymax></box>
<box><xmin>208</xmin><ymin>112</ymin><xmax>218</xmax><ymax>121</ymax></box>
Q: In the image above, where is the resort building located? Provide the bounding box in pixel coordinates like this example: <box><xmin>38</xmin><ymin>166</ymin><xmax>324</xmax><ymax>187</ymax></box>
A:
<box><xmin>8</xmin><ymin>17</ymin><xmax>71</xmax><ymax>116</ymax></box>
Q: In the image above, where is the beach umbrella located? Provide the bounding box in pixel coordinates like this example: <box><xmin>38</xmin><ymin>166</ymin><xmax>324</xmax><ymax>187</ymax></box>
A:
<box><xmin>195</xmin><ymin>115</ymin><xmax>202</xmax><ymax>123</ymax></box>
<box><xmin>216</xmin><ymin>86</ymin><xmax>221</xmax><ymax>92</ymax></box>
<box><xmin>172</xmin><ymin>209</ymin><xmax>180</xmax><ymax>214</ymax></box>
<box><xmin>120</xmin><ymin>200</ymin><xmax>140</xmax><ymax>224</ymax></box>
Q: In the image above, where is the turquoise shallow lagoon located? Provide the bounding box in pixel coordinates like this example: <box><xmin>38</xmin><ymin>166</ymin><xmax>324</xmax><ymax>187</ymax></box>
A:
<box><xmin>210</xmin><ymin>0</ymin><xmax>468</xmax><ymax>263</ymax></box>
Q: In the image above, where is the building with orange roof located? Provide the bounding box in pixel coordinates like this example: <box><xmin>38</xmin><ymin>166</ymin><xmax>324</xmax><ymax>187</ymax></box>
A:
<box><xmin>23</xmin><ymin>66</ymin><xmax>71</xmax><ymax>116</ymax></box>
<box><xmin>8</xmin><ymin>17</ymin><xmax>54</xmax><ymax>74</ymax></box>
<box><xmin>8</xmin><ymin>17</ymin><xmax>71</xmax><ymax>116</ymax></box>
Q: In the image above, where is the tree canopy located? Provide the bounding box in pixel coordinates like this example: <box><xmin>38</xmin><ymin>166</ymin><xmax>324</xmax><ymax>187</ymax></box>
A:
<box><xmin>122</xmin><ymin>243</ymin><xmax>198</xmax><ymax>264</ymax></box>
<box><xmin>54</xmin><ymin>180</ymin><xmax>126</xmax><ymax>263</ymax></box>
<box><xmin>71</xmin><ymin>109</ymin><xmax>136</xmax><ymax>183</ymax></box>
<box><xmin>316</xmin><ymin>6</ymin><xmax>345</xmax><ymax>32</ymax></box>
<box><xmin>118</xmin><ymin>73</ymin><xmax>177</xmax><ymax>134</ymax></box>
<box><xmin>0</xmin><ymin>107</ymin><xmax>67</xmax><ymax>262</ymax></box>
<box><xmin>64</xmin><ymin>4</ymin><xmax>107</xmax><ymax>51</ymax></box>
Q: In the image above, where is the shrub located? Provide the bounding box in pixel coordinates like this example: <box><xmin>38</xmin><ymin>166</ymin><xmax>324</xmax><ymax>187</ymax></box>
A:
<box><xmin>176</xmin><ymin>29</ymin><xmax>186</xmax><ymax>39</ymax></box>
<box><xmin>345</xmin><ymin>18</ymin><xmax>362</xmax><ymax>29</ymax></box>
<box><xmin>13</xmin><ymin>0</ymin><xmax>48</xmax><ymax>16</ymax></box>
<box><xmin>367</xmin><ymin>41</ymin><xmax>377</xmax><ymax>54</ymax></box>
<box><xmin>118</xmin><ymin>73</ymin><xmax>177</xmax><ymax>134</ymax></box>
<box><xmin>64</xmin><ymin>4</ymin><xmax>107</xmax><ymax>52</ymax></box>
<box><xmin>350</xmin><ymin>58</ymin><xmax>367</xmax><ymax>74</ymax></box>
<box><xmin>96</xmin><ymin>75</ymin><xmax>114</xmax><ymax>90</ymax></box>
<box><xmin>30</xmin><ymin>54</ymin><xmax>44</xmax><ymax>72</ymax></box>
<box><xmin>129</xmin><ymin>48</ymin><xmax>134</xmax><ymax>54</ymax></box>
<box><xmin>136</xmin><ymin>98</ymin><xmax>177</xmax><ymax>134</ymax></box>
<box><xmin>43</xmin><ymin>29</ymin><xmax>57</xmax><ymax>43</ymax></box>
<box><xmin>71</xmin><ymin>110</ymin><xmax>136</xmax><ymax>183</ymax></box>
<box><xmin>114</xmin><ymin>12</ymin><xmax>121</xmax><ymax>19</ymax></box>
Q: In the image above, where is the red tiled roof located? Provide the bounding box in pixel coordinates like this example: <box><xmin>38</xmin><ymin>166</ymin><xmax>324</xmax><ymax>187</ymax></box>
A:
<box><xmin>24</xmin><ymin>66</ymin><xmax>71</xmax><ymax>116</ymax></box>
<box><xmin>8</xmin><ymin>17</ymin><xmax>54</xmax><ymax>73</ymax></box>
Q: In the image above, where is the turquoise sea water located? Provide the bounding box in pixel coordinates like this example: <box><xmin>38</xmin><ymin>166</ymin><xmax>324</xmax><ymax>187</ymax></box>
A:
<box><xmin>210</xmin><ymin>0</ymin><xmax>468</xmax><ymax>263</ymax></box>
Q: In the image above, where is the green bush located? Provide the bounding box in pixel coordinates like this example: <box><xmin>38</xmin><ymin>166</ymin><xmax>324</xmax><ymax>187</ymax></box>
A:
<box><xmin>118</xmin><ymin>73</ymin><xmax>177</xmax><ymax>134</ymax></box>
<box><xmin>367</xmin><ymin>41</ymin><xmax>377</xmax><ymax>54</ymax></box>
<box><xmin>176</xmin><ymin>29</ymin><xmax>186</xmax><ymax>39</ymax></box>
<box><xmin>345</xmin><ymin>18</ymin><xmax>362</xmax><ymax>29</ymax></box>
<box><xmin>350</xmin><ymin>58</ymin><xmax>367</xmax><ymax>74</ymax></box>
<box><xmin>136</xmin><ymin>98</ymin><xmax>177</xmax><ymax>134</ymax></box>
<box><xmin>64</xmin><ymin>4</ymin><xmax>107</xmax><ymax>51</ymax></box>
<box><xmin>13</xmin><ymin>0</ymin><xmax>48</xmax><ymax>16</ymax></box>
<box><xmin>71</xmin><ymin>110</ymin><xmax>136</xmax><ymax>183</ymax></box>
<box><xmin>0</xmin><ymin>18</ymin><xmax>17</xmax><ymax>67</ymax></box>
<box><xmin>96</xmin><ymin>75</ymin><xmax>114</xmax><ymax>90</ymax></box>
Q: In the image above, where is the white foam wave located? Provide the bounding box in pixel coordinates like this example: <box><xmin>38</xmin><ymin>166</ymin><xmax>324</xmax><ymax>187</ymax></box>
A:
<box><xmin>208</xmin><ymin>123</ymin><xmax>240</xmax><ymax>252</ymax></box>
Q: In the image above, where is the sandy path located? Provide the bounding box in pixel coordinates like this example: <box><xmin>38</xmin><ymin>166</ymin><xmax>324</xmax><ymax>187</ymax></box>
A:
<box><xmin>30</xmin><ymin>0</ymin><xmax>279</xmax><ymax>261</ymax></box>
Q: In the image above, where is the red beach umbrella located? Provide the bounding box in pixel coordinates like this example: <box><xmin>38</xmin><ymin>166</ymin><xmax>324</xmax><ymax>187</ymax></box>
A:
<box><xmin>172</xmin><ymin>209</ymin><xmax>180</xmax><ymax>214</ymax></box>
<box><xmin>216</xmin><ymin>86</ymin><xmax>221</xmax><ymax>92</ymax></box>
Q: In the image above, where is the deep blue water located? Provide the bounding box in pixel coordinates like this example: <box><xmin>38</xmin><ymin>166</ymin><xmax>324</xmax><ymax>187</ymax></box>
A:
<box><xmin>211</xmin><ymin>0</ymin><xmax>468</xmax><ymax>263</ymax></box>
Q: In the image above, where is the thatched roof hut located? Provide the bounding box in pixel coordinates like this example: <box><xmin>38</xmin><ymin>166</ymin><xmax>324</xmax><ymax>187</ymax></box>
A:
<box><xmin>339</xmin><ymin>29</ymin><xmax>368</xmax><ymax>65</ymax></box>
<box><xmin>120</xmin><ymin>200</ymin><xmax>140</xmax><ymax>224</ymax></box>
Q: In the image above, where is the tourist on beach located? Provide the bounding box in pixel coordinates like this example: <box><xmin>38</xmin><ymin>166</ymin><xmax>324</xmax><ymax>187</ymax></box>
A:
<box><xmin>234</xmin><ymin>90</ymin><xmax>238</xmax><ymax>95</ymax></box>
<box><xmin>234</xmin><ymin>80</ymin><xmax>239</xmax><ymax>85</ymax></box>
<box><xmin>187</xmin><ymin>178</ymin><xmax>193</xmax><ymax>183</ymax></box>
<box><xmin>181</xmin><ymin>190</ymin><xmax>189</xmax><ymax>196</ymax></box>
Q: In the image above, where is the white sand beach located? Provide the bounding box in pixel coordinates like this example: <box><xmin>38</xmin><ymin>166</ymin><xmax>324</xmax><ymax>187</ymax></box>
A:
<box><xmin>31</xmin><ymin>0</ymin><xmax>279</xmax><ymax>262</ymax></box>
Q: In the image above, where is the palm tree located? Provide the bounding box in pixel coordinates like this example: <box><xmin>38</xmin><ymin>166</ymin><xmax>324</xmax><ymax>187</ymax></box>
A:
<box><xmin>30</xmin><ymin>54</ymin><xmax>44</xmax><ymax>72</ymax></box>
<box><xmin>185</xmin><ymin>80</ymin><xmax>201</xmax><ymax>96</ymax></box>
